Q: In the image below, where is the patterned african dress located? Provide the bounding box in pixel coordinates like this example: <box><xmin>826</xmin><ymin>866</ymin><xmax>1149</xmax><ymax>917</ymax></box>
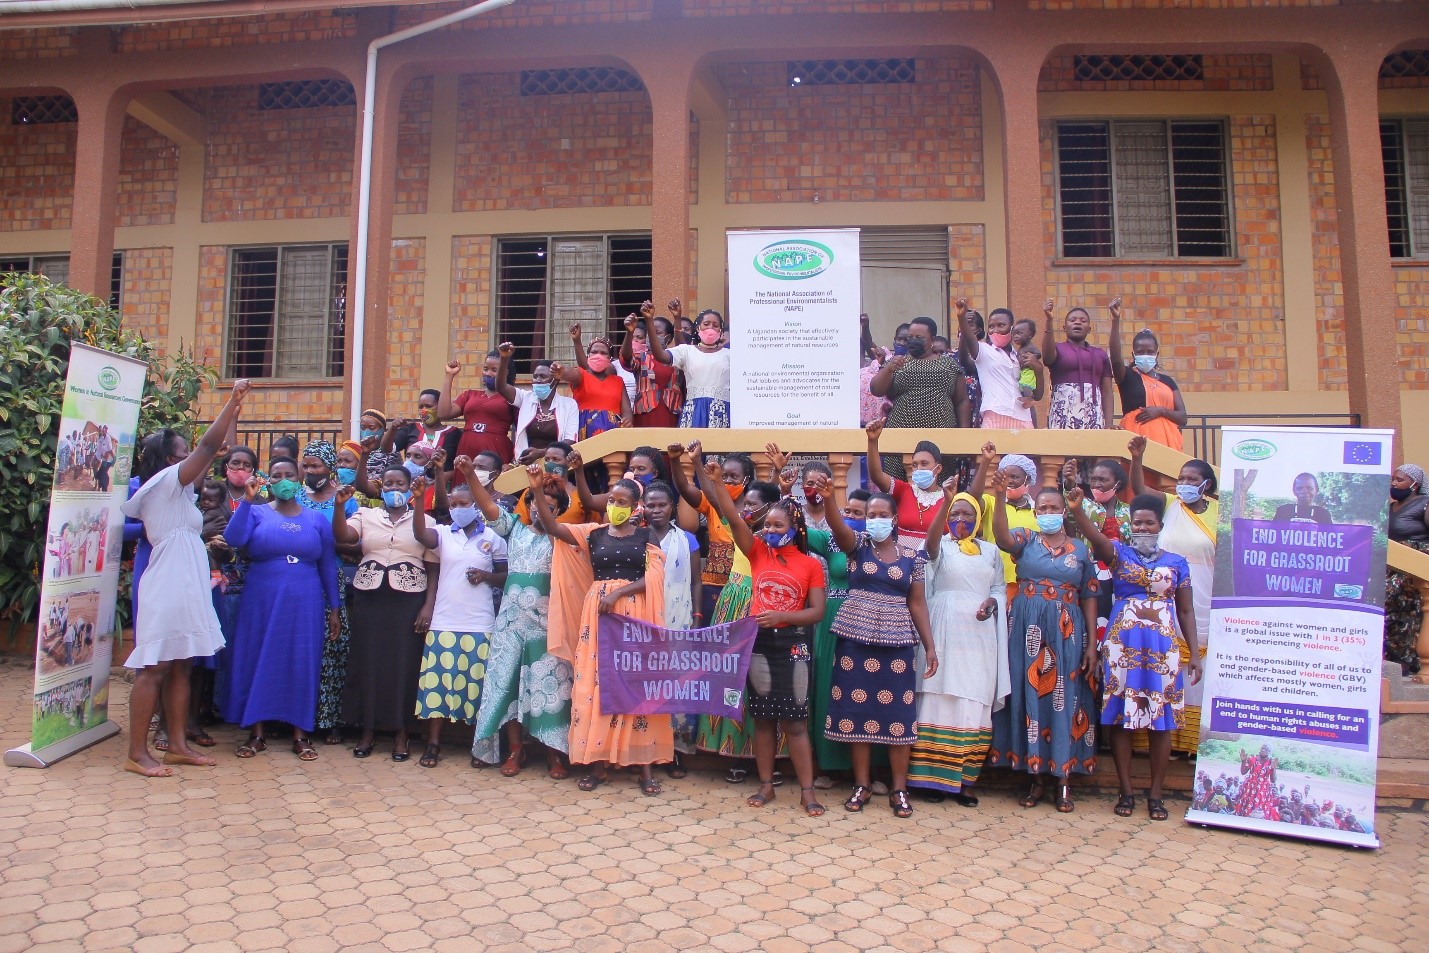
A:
<box><xmin>809</xmin><ymin>530</ymin><xmax>855</xmax><ymax>772</ymax></box>
<box><xmin>988</xmin><ymin>529</ymin><xmax>1099</xmax><ymax>777</ymax></box>
<box><xmin>1098</xmin><ymin>542</ymin><xmax>1191</xmax><ymax>731</ymax></box>
<box><xmin>470</xmin><ymin>511</ymin><xmax>572</xmax><ymax>764</ymax></box>
<box><xmin>693</xmin><ymin>545</ymin><xmax>756</xmax><ymax>757</ymax></box>
<box><xmin>825</xmin><ymin>536</ymin><xmax>926</xmax><ymax>746</ymax></box>
<box><xmin>1234</xmin><ymin>754</ymin><xmax>1278</xmax><ymax>819</ymax></box>
<box><xmin>883</xmin><ymin>357</ymin><xmax>962</xmax><ymax>480</ymax></box>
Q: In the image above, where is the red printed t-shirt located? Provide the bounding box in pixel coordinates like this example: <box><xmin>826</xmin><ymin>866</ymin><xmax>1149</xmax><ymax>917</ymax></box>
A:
<box><xmin>747</xmin><ymin>540</ymin><xmax>824</xmax><ymax>623</ymax></box>
<box><xmin>570</xmin><ymin>369</ymin><xmax>625</xmax><ymax>416</ymax></box>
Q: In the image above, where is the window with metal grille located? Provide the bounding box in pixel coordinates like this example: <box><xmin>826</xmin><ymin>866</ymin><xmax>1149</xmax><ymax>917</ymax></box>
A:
<box><xmin>257</xmin><ymin>80</ymin><xmax>356</xmax><ymax>110</ymax></box>
<box><xmin>1380</xmin><ymin>51</ymin><xmax>1429</xmax><ymax>80</ymax></box>
<box><xmin>1382</xmin><ymin>118</ymin><xmax>1429</xmax><ymax>259</ymax></box>
<box><xmin>11</xmin><ymin>95</ymin><xmax>77</xmax><ymax>125</ymax></box>
<box><xmin>1055</xmin><ymin>119</ymin><xmax>1232</xmax><ymax>259</ymax></box>
<box><xmin>225</xmin><ymin>244</ymin><xmax>347</xmax><ymax>379</ymax></box>
<box><xmin>519</xmin><ymin>68</ymin><xmax>644</xmax><ymax>96</ymax></box>
<box><xmin>494</xmin><ymin>234</ymin><xmax>652</xmax><ymax>377</ymax></box>
<box><xmin>786</xmin><ymin>59</ymin><xmax>916</xmax><ymax>87</ymax></box>
<box><xmin>1073</xmin><ymin>55</ymin><xmax>1203</xmax><ymax>84</ymax></box>
<box><xmin>0</xmin><ymin>251</ymin><xmax>123</xmax><ymax>308</ymax></box>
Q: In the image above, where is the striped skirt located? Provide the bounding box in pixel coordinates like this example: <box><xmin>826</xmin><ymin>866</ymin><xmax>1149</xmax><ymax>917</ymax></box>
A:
<box><xmin>907</xmin><ymin>694</ymin><xmax>993</xmax><ymax>793</ymax></box>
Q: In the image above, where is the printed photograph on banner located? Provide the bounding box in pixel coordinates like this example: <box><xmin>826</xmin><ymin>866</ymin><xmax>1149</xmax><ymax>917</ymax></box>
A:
<box><xmin>43</xmin><ymin>502</ymin><xmax>112</xmax><ymax>581</ymax></box>
<box><xmin>1188</xmin><ymin>737</ymin><xmax>1375</xmax><ymax>838</ymax></box>
<box><xmin>52</xmin><ymin>417</ymin><xmax>129</xmax><ymax>495</ymax></box>
<box><xmin>31</xmin><ymin>673</ymin><xmax>97</xmax><ymax>752</ymax></box>
<box><xmin>35</xmin><ymin>587</ymin><xmax>101</xmax><ymax>679</ymax></box>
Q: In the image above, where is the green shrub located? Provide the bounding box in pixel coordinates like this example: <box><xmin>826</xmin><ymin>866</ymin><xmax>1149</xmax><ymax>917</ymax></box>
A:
<box><xmin>0</xmin><ymin>272</ymin><xmax>216</xmax><ymax>633</ymax></box>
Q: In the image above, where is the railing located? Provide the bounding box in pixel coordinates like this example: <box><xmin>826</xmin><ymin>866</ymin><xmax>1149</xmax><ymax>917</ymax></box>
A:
<box><xmin>206</xmin><ymin>419</ymin><xmax>346</xmax><ymax>457</ymax></box>
<box><xmin>1183</xmin><ymin>414</ymin><xmax>1361</xmax><ymax>466</ymax></box>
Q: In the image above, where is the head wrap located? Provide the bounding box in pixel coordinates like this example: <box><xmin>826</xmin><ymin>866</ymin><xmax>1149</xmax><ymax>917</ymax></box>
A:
<box><xmin>998</xmin><ymin>453</ymin><xmax>1039</xmax><ymax>488</ymax></box>
<box><xmin>1397</xmin><ymin>464</ymin><xmax>1426</xmax><ymax>492</ymax></box>
<box><xmin>339</xmin><ymin>439</ymin><xmax>365</xmax><ymax>461</ymax></box>
<box><xmin>361</xmin><ymin>408</ymin><xmax>386</xmax><ymax>428</ymax></box>
<box><xmin>303</xmin><ymin>439</ymin><xmax>337</xmax><ymax>473</ymax></box>
<box><xmin>950</xmin><ymin>492</ymin><xmax>983</xmax><ymax>556</ymax></box>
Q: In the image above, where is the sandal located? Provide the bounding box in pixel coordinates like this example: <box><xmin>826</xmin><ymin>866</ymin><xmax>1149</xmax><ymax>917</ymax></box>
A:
<box><xmin>1114</xmin><ymin>794</ymin><xmax>1136</xmax><ymax>818</ymax></box>
<box><xmin>954</xmin><ymin>792</ymin><xmax>980</xmax><ymax>808</ymax></box>
<box><xmin>353</xmin><ymin>742</ymin><xmax>374</xmax><ymax>759</ymax></box>
<box><xmin>186</xmin><ymin>729</ymin><xmax>216</xmax><ymax>748</ymax></box>
<box><xmin>500</xmin><ymin>746</ymin><xmax>525</xmax><ymax>777</ymax></box>
<box><xmin>844</xmin><ymin>785</ymin><xmax>872</xmax><ymax>813</ymax></box>
<box><xmin>392</xmin><ymin>743</ymin><xmax>410</xmax><ymax>763</ymax></box>
<box><xmin>664</xmin><ymin>754</ymin><xmax>687</xmax><ymax>779</ymax></box>
<box><xmin>889</xmin><ymin>789</ymin><xmax>913</xmax><ymax>819</ymax></box>
<box><xmin>546</xmin><ymin>754</ymin><xmax>569</xmax><ymax>780</ymax></box>
<box><xmin>770</xmin><ymin>770</ymin><xmax>785</xmax><ymax>788</ymax></box>
<box><xmin>724</xmin><ymin>766</ymin><xmax>748</xmax><ymax>784</ymax></box>
<box><xmin>419</xmin><ymin>744</ymin><xmax>440</xmax><ymax>769</ymax></box>
<box><xmin>812</xmin><ymin>775</ymin><xmax>836</xmax><ymax>791</ymax></box>
<box><xmin>747</xmin><ymin>781</ymin><xmax>776</xmax><ymax>808</ymax></box>
<box><xmin>153</xmin><ymin>732</ymin><xmax>170</xmax><ymax>753</ymax></box>
<box><xmin>800</xmin><ymin>787</ymin><xmax>826</xmax><ymax>817</ymax></box>
<box><xmin>1019</xmin><ymin>781</ymin><xmax>1046</xmax><ymax>808</ymax></box>
<box><xmin>235</xmin><ymin>735</ymin><xmax>266</xmax><ymax>759</ymax></box>
<box><xmin>323</xmin><ymin>730</ymin><xmax>343</xmax><ymax>746</ymax></box>
<box><xmin>640</xmin><ymin>777</ymin><xmax>663</xmax><ymax>797</ymax></box>
<box><xmin>292</xmin><ymin>738</ymin><xmax>318</xmax><ymax>762</ymax></box>
<box><xmin>577</xmin><ymin>773</ymin><xmax>607</xmax><ymax>792</ymax></box>
<box><xmin>1147</xmin><ymin>797</ymin><xmax>1169</xmax><ymax>821</ymax></box>
<box><xmin>470</xmin><ymin>755</ymin><xmax>491</xmax><ymax>769</ymax></box>
<box><xmin>1055</xmin><ymin>783</ymin><xmax>1075</xmax><ymax>813</ymax></box>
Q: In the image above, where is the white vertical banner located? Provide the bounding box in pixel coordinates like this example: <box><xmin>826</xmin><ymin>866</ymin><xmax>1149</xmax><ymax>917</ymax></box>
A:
<box><xmin>727</xmin><ymin>229</ymin><xmax>861</xmax><ymax>429</ymax></box>
<box><xmin>6</xmin><ymin>343</ymin><xmax>145</xmax><ymax>768</ymax></box>
<box><xmin>1185</xmin><ymin>426</ymin><xmax>1393</xmax><ymax>848</ymax></box>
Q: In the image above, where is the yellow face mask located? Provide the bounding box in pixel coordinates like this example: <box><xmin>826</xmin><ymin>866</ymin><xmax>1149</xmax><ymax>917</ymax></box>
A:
<box><xmin>606</xmin><ymin>503</ymin><xmax>633</xmax><ymax>526</ymax></box>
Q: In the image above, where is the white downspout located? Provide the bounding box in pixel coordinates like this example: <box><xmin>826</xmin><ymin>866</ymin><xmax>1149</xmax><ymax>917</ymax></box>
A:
<box><xmin>350</xmin><ymin>0</ymin><xmax>517</xmax><ymax>436</ymax></box>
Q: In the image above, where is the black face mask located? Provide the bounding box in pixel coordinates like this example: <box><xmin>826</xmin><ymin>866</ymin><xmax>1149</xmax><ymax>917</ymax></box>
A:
<box><xmin>1391</xmin><ymin>485</ymin><xmax>1414</xmax><ymax>502</ymax></box>
<box><xmin>304</xmin><ymin>473</ymin><xmax>329</xmax><ymax>491</ymax></box>
<box><xmin>905</xmin><ymin>338</ymin><xmax>928</xmax><ymax>358</ymax></box>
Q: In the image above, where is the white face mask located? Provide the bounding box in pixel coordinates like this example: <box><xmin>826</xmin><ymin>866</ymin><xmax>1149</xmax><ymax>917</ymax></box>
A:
<box><xmin>1131</xmin><ymin>533</ymin><xmax>1160</xmax><ymax>557</ymax></box>
<box><xmin>474</xmin><ymin>469</ymin><xmax>495</xmax><ymax>487</ymax></box>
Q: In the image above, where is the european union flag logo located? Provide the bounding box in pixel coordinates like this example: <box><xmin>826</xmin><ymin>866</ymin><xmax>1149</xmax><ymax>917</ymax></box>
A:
<box><xmin>1342</xmin><ymin>441</ymin><xmax>1381</xmax><ymax>466</ymax></box>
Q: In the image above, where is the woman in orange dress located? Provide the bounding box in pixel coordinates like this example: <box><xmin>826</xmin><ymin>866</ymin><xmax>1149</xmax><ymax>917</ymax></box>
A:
<box><xmin>531</xmin><ymin>468</ymin><xmax>673</xmax><ymax>796</ymax></box>
<box><xmin>1108</xmin><ymin>298</ymin><xmax>1187</xmax><ymax>451</ymax></box>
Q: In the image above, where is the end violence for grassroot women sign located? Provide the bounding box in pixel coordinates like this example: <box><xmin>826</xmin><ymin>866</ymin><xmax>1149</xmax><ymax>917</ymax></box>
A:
<box><xmin>597</xmin><ymin>614</ymin><xmax>758</xmax><ymax>717</ymax></box>
<box><xmin>727</xmin><ymin>228</ymin><xmax>861</xmax><ymax>429</ymax></box>
<box><xmin>1186</xmin><ymin>426</ymin><xmax>1394</xmax><ymax>848</ymax></box>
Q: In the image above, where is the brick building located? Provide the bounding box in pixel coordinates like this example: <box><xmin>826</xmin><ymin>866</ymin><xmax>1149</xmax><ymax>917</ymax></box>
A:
<box><xmin>0</xmin><ymin>1</ymin><xmax>1424</xmax><ymax>456</ymax></box>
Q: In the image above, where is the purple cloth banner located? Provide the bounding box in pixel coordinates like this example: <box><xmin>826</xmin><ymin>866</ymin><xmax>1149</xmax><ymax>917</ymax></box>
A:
<box><xmin>597</xmin><ymin>614</ymin><xmax>758</xmax><ymax>717</ymax></box>
<box><xmin>1231</xmin><ymin>520</ymin><xmax>1373</xmax><ymax>603</ymax></box>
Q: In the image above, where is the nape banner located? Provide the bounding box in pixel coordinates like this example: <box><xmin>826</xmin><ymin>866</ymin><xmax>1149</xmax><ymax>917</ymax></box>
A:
<box><xmin>1185</xmin><ymin>426</ymin><xmax>1393</xmax><ymax>847</ymax></box>
<box><xmin>5</xmin><ymin>343</ymin><xmax>145</xmax><ymax>768</ymax></box>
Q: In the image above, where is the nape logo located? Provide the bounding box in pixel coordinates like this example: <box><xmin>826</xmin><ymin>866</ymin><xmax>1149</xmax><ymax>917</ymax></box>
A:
<box><xmin>97</xmin><ymin>366</ymin><xmax>120</xmax><ymax>391</ymax></box>
<box><xmin>753</xmin><ymin>240</ymin><xmax>833</xmax><ymax>280</ymax></box>
<box><xmin>1230</xmin><ymin>438</ymin><xmax>1276</xmax><ymax>462</ymax></box>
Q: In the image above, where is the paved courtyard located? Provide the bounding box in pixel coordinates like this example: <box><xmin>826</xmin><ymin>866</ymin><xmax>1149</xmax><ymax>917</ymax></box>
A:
<box><xmin>1</xmin><ymin>659</ymin><xmax>1426</xmax><ymax>953</ymax></box>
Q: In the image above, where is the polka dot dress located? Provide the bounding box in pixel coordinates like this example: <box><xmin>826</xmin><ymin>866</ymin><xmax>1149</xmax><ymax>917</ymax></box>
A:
<box><xmin>414</xmin><ymin>630</ymin><xmax>491</xmax><ymax>723</ymax></box>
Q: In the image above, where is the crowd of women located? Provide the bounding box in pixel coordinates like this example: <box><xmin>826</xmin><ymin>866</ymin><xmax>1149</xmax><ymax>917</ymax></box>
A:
<box><xmin>114</xmin><ymin>297</ymin><xmax>1427</xmax><ymax>824</ymax></box>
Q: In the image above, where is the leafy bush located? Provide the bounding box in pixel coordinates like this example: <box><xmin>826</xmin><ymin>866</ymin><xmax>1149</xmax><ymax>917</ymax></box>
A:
<box><xmin>0</xmin><ymin>272</ymin><xmax>216</xmax><ymax>631</ymax></box>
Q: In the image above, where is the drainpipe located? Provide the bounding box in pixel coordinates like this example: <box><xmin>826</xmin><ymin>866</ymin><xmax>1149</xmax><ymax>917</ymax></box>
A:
<box><xmin>349</xmin><ymin>0</ymin><xmax>517</xmax><ymax>436</ymax></box>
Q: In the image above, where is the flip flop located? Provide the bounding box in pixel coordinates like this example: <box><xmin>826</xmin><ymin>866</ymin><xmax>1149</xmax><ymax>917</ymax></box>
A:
<box><xmin>123</xmin><ymin>758</ymin><xmax>173</xmax><ymax>778</ymax></box>
<box><xmin>577</xmin><ymin>774</ymin><xmax>607</xmax><ymax>792</ymax></box>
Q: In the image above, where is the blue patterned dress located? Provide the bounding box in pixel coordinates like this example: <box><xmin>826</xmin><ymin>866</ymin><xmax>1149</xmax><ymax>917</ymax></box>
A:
<box><xmin>1099</xmin><ymin>541</ymin><xmax>1191</xmax><ymax>731</ymax></box>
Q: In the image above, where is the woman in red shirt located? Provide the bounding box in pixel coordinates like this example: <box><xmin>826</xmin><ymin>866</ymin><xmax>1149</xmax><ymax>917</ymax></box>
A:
<box><xmin>690</xmin><ymin>439</ymin><xmax>828</xmax><ymax>818</ymax></box>
<box><xmin>619</xmin><ymin>305</ymin><xmax>683</xmax><ymax>429</ymax></box>
<box><xmin>866</xmin><ymin>420</ymin><xmax>950</xmax><ymax>551</ymax></box>
<box><xmin>555</xmin><ymin>325</ymin><xmax>633</xmax><ymax>439</ymax></box>
<box><xmin>436</xmin><ymin>346</ymin><xmax>517</xmax><ymax>466</ymax></box>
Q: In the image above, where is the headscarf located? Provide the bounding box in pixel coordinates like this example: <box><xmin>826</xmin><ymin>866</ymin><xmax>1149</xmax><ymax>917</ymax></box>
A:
<box><xmin>1397</xmin><ymin>464</ymin><xmax>1426</xmax><ymax>493</ymax></box>
<box><xmin>998</xmin><ymin>453</ymin><xmax>1038</xmax><ymax>488</ymax></box>
<box><xmin>303</xmin><ymin>439</ymin><xmax>337</xmax><ymax>473</ymax></box>
<box><xmin>951</xmin><ymin>492</ymin><xmax>983</xmax><ymax>556</ymax></box>
<box><xmin>338</xmin><ymin>439</ymin><xmax>365</xmax><ymax>461</ymax></box>
<box><xmin>361</xmin><ymin>408</ymin><xmax>386</xmax><ymax>428</ymax></box>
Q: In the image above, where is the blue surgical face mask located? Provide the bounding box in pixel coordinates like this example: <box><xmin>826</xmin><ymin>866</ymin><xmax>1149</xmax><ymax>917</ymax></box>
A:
<box><xmin>759</xmin><ymin>529</ymin><xmax>795</xmax><ymax>549</ymax></box>
<box><xmin>866</xmin><ymin>517</ymin><xmax>894</xmax><ymax>542</ymax></box>
<box><xmin>360</xmin><ymin>428</ymin><xmax>383</xmax><ymax>441</ymax></box>
<box><xmin>449</xmin><ymin>505</ymin><xmax>483</xmax><ymax>531</ymax></box>
<box><xmin>403</xmin><ymin>459</ymin><xmax>426</xmax><ymax>479</ymax></box>
<box><xmin>532</xmin><ymin>382</ymin><xmax>554</xmax><ymax>401</ymax></box>
<box><xmin>382</xmin><ymin>489</ymin><xmax>411</xmax><ymax>508</ymax></box>
<box><xmin>1036</xmin><ymin>513</ymin><xmax>1065</xmax><ymax>534</ymax></box>
<box><xmin>843</xmin><ymin>517</ymin><xmax>866</xmax><ymax>533</ymax></box>
<box><xmin>336</xmin><ymin>467</ymin><xmax>358</xmax><ymax>486</ymax></box>
<box><xmin>1133</xmin><ymin>354</ymin><xmax>1158</xmax><ymax>373</ymax></box>
<box><xmin>910</xmin><ymin>469</ymin><xmax>937</xmax><ymax>491</ymax></box>
<box><xmin>482</xmin><ymin>374</ymin><xmax>498</xmax><ymax>391</ymax></box>
<box><xmin>1176</xmin><ymin>482</ymin><xmax>1205</xmax><ymax>505</ymax></box>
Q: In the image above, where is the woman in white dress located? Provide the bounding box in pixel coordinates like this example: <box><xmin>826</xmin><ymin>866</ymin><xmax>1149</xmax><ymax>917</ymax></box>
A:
<box><xmin>120</xmin><ymin>379</ymin><xmax>251</xmax><ymax>777</ymax></box>
<box><xmin>907</xmin><ymin>484</ymin><xmax>1009</xmax><ymax>806</ymax></box>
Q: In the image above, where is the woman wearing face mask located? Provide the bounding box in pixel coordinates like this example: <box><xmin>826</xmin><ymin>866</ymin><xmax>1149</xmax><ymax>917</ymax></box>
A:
<box><xmin>1108</xmin><ymin>299</ymin><xmax>1186</xmax><ymax>451</ymax></box>
<box><xmin>640</xmin><ymin>480</ymin><xmax>703</xmax><ymax>775</ymax></box>
<box><xmin>670</xmin><ymin>448</ymin><xmax>756</xmax><ymax>625</ymax></box>
<box><xmin>357</xmin><ymin>409</ymin><xmax>399</xmax><ymax>482</ymax></box>
<box><xmin>535</xmin><ymin>475</ymin><xmax>673</xmax><ymax>796</ymax></box>
<box><xmin>436</xmin><ymin>347</ymin><xmax>518</xmax><ymax>468</ymax></box>
<box><xmin>1066</xmin><ymin>488</ymin><xmax>1199</xmax><ymax>820</ymax></box>
<box><xmin>647</xmin><ymin>306</ymin><xmax>731</xmax><ymax>429</ymax></box>
<box><xmin>973</xmin><ymin>445</ymin><xmax>1041</xmax><ymax>602</ymax></box>
<box><xmin>907</xmin><ymin>481</ymin><xmax>1007</xmax><ymax>807</ymax></box>
<box><xmin>798</xmin><ymin>459</ymin><xmax>836</xmax><ymax>533</ymax></box>
<box><xmin>408</xmin><ymin>471</ymin><xmax>508</xmax><ymax>769</ymax></box>
<box><xmin>621</xmin><ymin>305</ymin><xmax>684</xmax><ymax>429</ymax></box>
<box><xmin>987</xmin><ymin>475</ymin><xmax>1100</xmax><ymax>813</ymax></box>
<box><xmin>331</xmin><ymin>468</ymin><xmax>438</xmax><ymax>761</ymax></box>
<box><xmin>224</xmin><ymin>459</ymin><xmax>342</xmax><ymax>761</ymax></box>
<box><xmin>555</xmin><ymin>326</ymin><xmax>633</xmax><ymax>439</ymax></box>
<box><xmin>318</xmin><ymin>439</ymin><xmax>376</xmax><ymax>744</ymax></box>
<box><xmin>693</xmin><ymin>443</ymin><xmax>828</xmax><ymax>816</ymax></box>
<box><xmin>295</xmin><ymin>441</ymin><xmax>359</xmax><ymax>519</ymax></box>
<box><xmin>567</xmin><ymin>446</ymin><xmax>670</xmax><ymax>517</ymax></box>
<box><xmin>866</xmin><ymin>420</ymin><xmax>952</xmax><ymax>551</ymax></box>
<box><xmin>509</xmin><ymin>359</ymin><xmax>579</xmax><ymax>464</ymax></box>
<box><xmin>1129</xmin><ymin>435</ymin><xmax>1217</xmax><ymax>753</ymax></box>
<box><xmin>821</xmin><ymin>484</ymin><xmax>938</xmax><ymax>819</ymax></box>
<box><xmin>1385</xmin><ymin>464</ymin><xmax>1429</xmax><ymax>674</ymax></box>
<box><xmin>219</xmin><ymin>446</ymin><xmax>259</xmax><ymax>512</ymax></box>
<box><xmin>870</xmin><ymin>316</ymin><xmax>969</xmax><ymax>480</ymax></box>
<box><xmin>958</xmin><ymin>298</ymin><xmax>1030</xmax><ymax>430</ymax></box>
<box><xmin>1041</xmin><ymin>298</ymin><xmax>1114</xmax><ymax>430</ymax></box>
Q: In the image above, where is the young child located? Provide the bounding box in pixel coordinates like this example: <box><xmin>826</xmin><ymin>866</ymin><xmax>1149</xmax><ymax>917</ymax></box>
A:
<box><xmin>198</xmin><ymin>480</ymin><xmax>232</xmax><ymax>590</ymax></box>
<box><xmin>1011</xmin><ymin>318</ymin><xmax>1044</xmax><ymax>425</ymax></box>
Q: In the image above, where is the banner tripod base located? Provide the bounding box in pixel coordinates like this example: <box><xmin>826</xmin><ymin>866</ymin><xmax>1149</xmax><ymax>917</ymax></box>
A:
<box><xmin>5</xmin><ymin>720</ymin><xmax>121</xmax><ymax>768</ymax></box>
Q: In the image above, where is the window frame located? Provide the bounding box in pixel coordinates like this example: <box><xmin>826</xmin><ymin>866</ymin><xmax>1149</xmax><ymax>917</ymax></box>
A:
<box><xmin>1052</xmin><ymin>116</ymin><xmax>1236</xmax><ymax>261</ymax></box>
<box><xmin>1382</xmin><ymin>115</ymin><xmax>1429</xmax><ymax>261</ymax></box>
<box><xmin>221</xmin><ymin>241</ymin><xmax>348</xmax><ymax>381</ymax></box>
<box><xmin>0</xmin><ymin>251</ymin><xmax>123</xmax><ymax>308</ymax></box>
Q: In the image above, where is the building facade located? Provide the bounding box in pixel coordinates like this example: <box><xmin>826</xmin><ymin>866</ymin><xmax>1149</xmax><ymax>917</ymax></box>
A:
<box><xmin>0</xmin><ymin>1</ymin><xmax>1424</xmax><ymax>456</ymax></box>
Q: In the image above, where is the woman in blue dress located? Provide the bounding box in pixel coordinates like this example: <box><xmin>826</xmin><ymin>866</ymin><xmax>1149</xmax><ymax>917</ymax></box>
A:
<box><xmin>987</xmin><ymin>472</ymin><xmax>1100</xmax><ymax>813</ymax></box>
<box><xmin>223</xmin><ymin>458</ymin><xmax>341</xmax><ymax>760</ymax></box>
<box><xmin>1067</xmin><ymin>489</ymin><xmax>1200</xmax><ymax>821</ymax></box>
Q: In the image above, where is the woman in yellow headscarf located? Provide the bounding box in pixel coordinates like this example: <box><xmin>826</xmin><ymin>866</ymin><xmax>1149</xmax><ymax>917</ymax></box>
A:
<box><xmin>907</xmin><ymin>486</ymin><xmax>1009</xmax><ymax>806</ymax></box>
